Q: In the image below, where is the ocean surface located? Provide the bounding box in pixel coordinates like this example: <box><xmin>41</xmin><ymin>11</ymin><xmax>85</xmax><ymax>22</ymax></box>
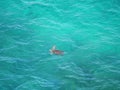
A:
<box><xmin>0</xmin><ymin>0</ymin><xmax>120</xmax><ymax>90</ymax></box>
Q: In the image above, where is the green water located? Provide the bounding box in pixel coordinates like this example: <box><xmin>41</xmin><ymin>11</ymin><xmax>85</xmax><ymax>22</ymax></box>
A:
<box><xmin>0</xmin><ymin>0</ymin><xmax>120</xmax><ymax>90</ymax></box>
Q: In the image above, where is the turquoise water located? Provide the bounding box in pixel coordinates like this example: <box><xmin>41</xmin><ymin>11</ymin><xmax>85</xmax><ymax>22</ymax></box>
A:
<box><xmin>0</xmin><ymin>0</ymin><xmax>120</xmax><ymax>90</ymax></box>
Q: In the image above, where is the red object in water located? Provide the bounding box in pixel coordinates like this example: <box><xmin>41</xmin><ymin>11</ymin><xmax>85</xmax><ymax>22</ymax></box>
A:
<box><xmin>52</xmin><ymin>50</ymin><xmax>64</xmax><ymax>55</ymax></box>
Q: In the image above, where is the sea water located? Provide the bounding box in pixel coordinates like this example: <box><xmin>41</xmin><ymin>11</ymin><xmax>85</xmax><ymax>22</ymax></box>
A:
<box><xmin>0</xmin><ymin>0</ymin><xmax>120</xmax><ymax>90</ymax></box>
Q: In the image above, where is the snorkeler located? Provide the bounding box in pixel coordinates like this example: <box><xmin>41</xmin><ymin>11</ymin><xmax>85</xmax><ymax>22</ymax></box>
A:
<box><xmin>49</xmin><ymin>45</ymin><xmax>64</xmax><ymax>55</ymax></box>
